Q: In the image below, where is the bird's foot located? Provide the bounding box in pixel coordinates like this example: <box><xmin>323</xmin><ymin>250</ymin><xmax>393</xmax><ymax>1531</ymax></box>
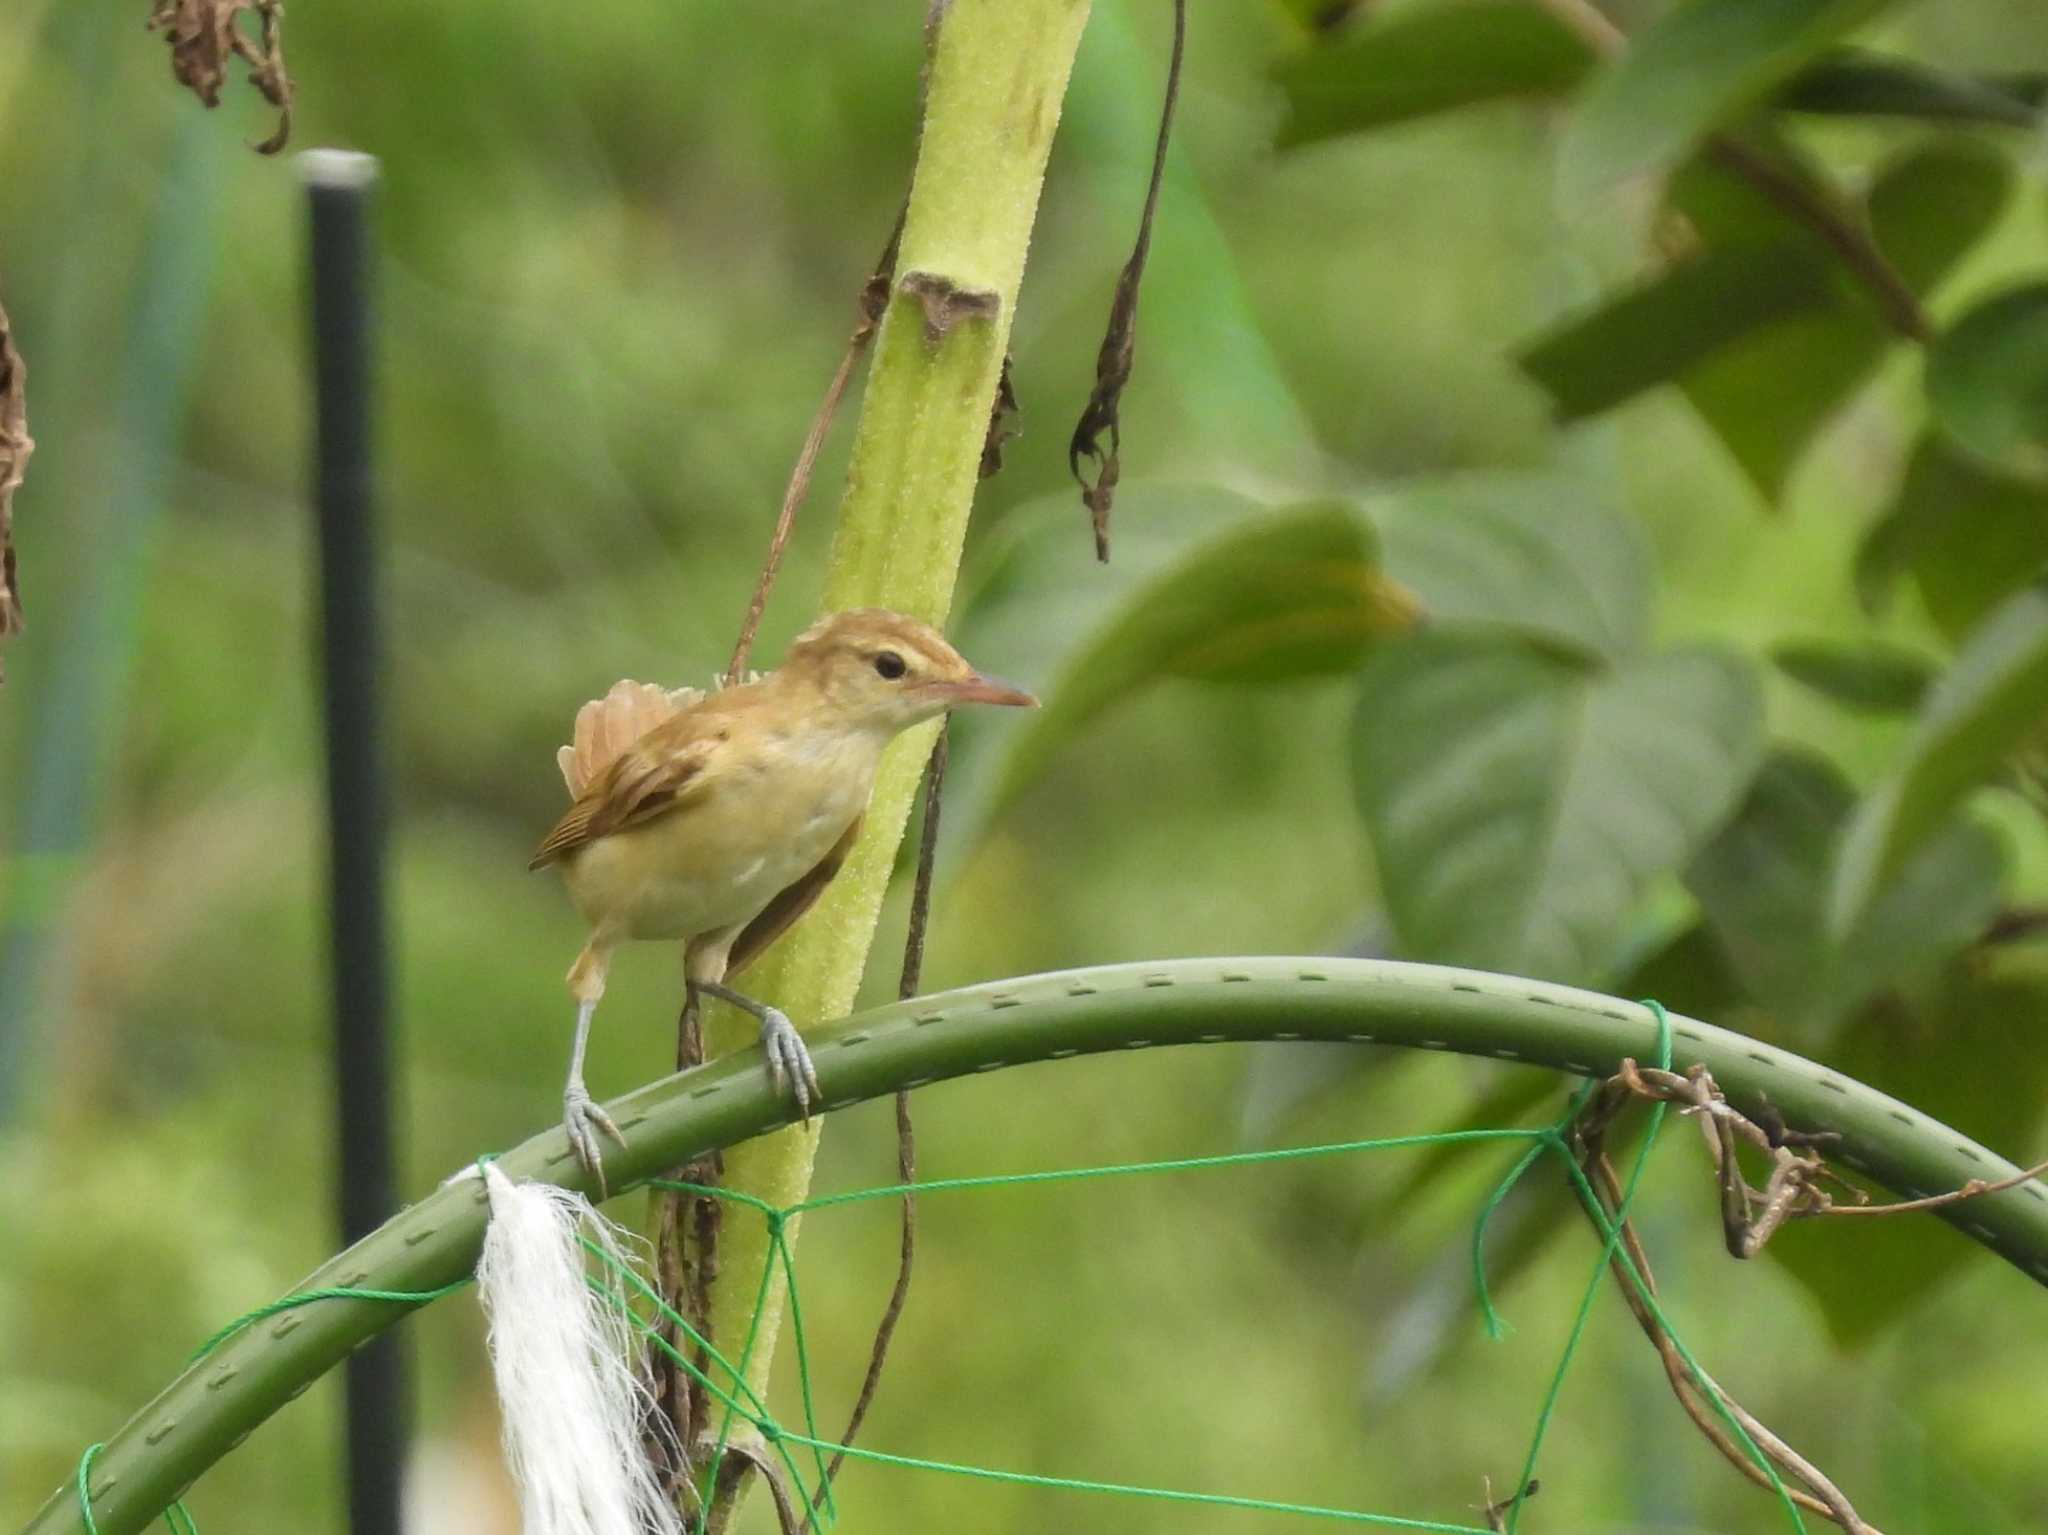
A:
<box><xmin>759</xmin><ymin>1008</ymin><xmax>821</xmax><ymax>1119</ymax></box>
<box><xmin>564</xmin><ymin>1085</ymin><xmax>626</xmax><ymax>1193</ymax></box>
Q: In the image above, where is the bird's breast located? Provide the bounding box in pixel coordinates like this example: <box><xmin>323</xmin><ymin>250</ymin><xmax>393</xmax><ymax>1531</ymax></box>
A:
<box><xmin>564</xmin><ymin>731</ymin><xmax>878</xmax><ymax>943</ymax></box>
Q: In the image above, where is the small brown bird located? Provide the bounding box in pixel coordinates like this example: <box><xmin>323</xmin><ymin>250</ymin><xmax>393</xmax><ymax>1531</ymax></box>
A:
<box><xmin>532</xmin><ymin>608</ymin><xmax>1036</xmax><ymax>1182</ymax></box>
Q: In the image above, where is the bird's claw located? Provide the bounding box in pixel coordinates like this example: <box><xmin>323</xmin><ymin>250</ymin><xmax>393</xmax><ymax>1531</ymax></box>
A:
<box><xmin>760</xmin><ymin>1008</ymin><xmax>821</xmax><ymax>1120</ymax></box>
<box><xmin>564</xmin><ymin>1088</ymin><xmax>626</xmax><ymax>1194</ymax></box>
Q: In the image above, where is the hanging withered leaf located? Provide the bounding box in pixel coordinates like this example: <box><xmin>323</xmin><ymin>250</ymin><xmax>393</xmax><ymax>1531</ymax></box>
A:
<box><xmin>1068</xmin><ymin>0</ymin><xmax>1185</xmax><ymax>562</ymax></box>
<box><xmin>146</xmin><ymin>0</ymin><xmax>293</xmax><ymax>154</ymax></box>
<box><xmin>980</xmin><ymin>353</ymin><xmax>1020</xmax><ymax>480</ymax></box>
<box><xmin>0</xmin><ymin>299</ymin><xmax>31</xmax><ymax>680</ymax></box>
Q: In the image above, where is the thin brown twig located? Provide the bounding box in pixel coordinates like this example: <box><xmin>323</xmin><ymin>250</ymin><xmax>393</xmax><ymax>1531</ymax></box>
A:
<box><xmin>725</xmin><ymin>206</ymin><xmax>908</xmax><ymax>684</ymax></box>
<box><xmin>1577</xmin><ymin>1148</ymin><xmax>1880</xmax><ymax>1532</ymax></box>
<box><xmin>1817</xmin><ymin>1154</ymin><xmax>2048</xmax><ymax>1218</ymax></box>
<box><xmin>1069</xmin><ymin>0</ymin><xmax>1185</xmax><ymax>562</ymax></box>
<box><xmin>1705</xmin><ymin>137</ymin><xmax>1932</xmax><ymax>342</ymax></box>
<box><xmin>716</xmin><ymin>1439</ymin><xmax>803</xmax><ymax>1535</ymax></box>
<box><xmin>1477</xmin><ymin>1476</ymin><xmax>1537</xmax><ymax>1533</ymax></box>
<box><xmin>1577</xmin><ymin>1056</ymin><xmax>2046</xmax><ymax>1528</ymax></box>
<box><xmin>1524</xmin><ymin>0</ymin><xmax>1933</xmax><ymax>343</ymax></box>
<box><xmin>645</xmin><ymin>989</ymin><xmax>719</xmax><ymax>1500</ymax></box>
<box><xmin>1569</xmin><ymin>1102</ymin><xmax>1883</xmax><ymax>1533</ymax></box>
<box><xmin>799</xmin><ymin>725</ymin><xmax>948</xmax><ymax>1532</ymax></box>
<box><xmin>0</xmin><ymin>297</ymin><xmax>30</xmax><ymax>678</ymax></box>
<box><xmin>684</xmin><ymin>1148</ymin><xmax>724</xmax><ymax>1444</ymax></box>
<box><xmin>1606</xmin><ymin>1058</ymin><xmax>2042</xmax><ymax>1253</ymax></box>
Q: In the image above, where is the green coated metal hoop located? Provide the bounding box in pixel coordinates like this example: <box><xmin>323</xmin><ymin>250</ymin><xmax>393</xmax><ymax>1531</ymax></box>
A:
<box><xmin>25</xmin><ymin>957</ymin><xmax>2048</xmax><ymax>1535</ymax></box>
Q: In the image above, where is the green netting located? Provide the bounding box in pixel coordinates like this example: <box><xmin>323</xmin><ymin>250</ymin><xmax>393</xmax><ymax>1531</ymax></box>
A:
<box><xmin>71</xmin><ymin>999</ymin><xmax>1818</xmax><ymax>1535</ymax></box>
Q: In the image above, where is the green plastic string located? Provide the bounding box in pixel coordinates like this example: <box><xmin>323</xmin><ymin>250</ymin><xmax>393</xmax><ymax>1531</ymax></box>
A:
<box><xmin>698</xmin><ymin>1220</ymin><xmax>786</xmax><ymax>1530</ymax></box>
<box><xmin>74</xmin><ymin>1444</ymin><xmax>194</xmax><ymax>1535</ymax></box>
<box><xmin>186</xmin><ymin>1281</ymin><xmax>473</xmax><ymax>1362</ymax></box>
<box><xmin>1497</xmin><ymin>1001</ymin><xmax>1670</xmax><ymax>1532</ymax></box>
<box><xmin>763</xmin><ymin>1432</ymin><xmax>1495</xmax><ymax>1533</ymax></box>
<box><xmin>80</xmin><ymin>1277</ymin><xmax>478</xmax><ymax>1535</ymax></box>
<box><xmin>78</xmin><ymin>1000</ymin><xmax>1821</xmax><ymax>1535</ymax></box>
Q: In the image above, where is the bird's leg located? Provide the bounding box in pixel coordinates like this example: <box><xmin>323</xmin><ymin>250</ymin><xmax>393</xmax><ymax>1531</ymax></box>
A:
<box><xmin>563</xmin><ymin>943</ymin><xmax>626</xmax><ymax>1191</ymax></box>
<box><xmin>696</xmin><ymin>981</ymin><xmax>822</xmax><ymax>1117</ymax></box>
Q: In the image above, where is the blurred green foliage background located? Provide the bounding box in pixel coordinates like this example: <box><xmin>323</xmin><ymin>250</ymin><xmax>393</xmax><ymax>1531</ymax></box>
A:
<box><xmin>4</xmin><ymin>1</ymin><xmax>2048</xmax><ymax>1532</ymax></box>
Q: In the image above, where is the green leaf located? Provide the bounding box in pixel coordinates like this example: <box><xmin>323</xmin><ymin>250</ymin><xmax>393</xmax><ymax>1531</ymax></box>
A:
<box><xmin>1352</xmin><ymin>633</ymin><xmax>1764</xmax><ymax>984</ymax></box>
<box><xmin>1558</xmin><ymin>0</ymin><xmax>1902</xmax><ymax>204</ymax></box>
<box><xmin>987</xmin><ymin>499</ymin><xmax>1415</xmax><ymax>813</ymax></box>
<box><xmin>1372</xmin><ymin>471</ymin><xmax>1652</xmax><ymax>661</ymax></box>
<box><xmin>1273</xmin><ymin>1</ymin><xmax>1592</xmax><ymax>148</ymax></box>
<box><xmin>1770</xmin><ymin>638</ymin><xmax>1935</xmax><ymax>713</ymax></box>
<box><xmin>1675</xmin><ymin>139</ymin><xmax>2009</xmax><ymax>499</ymax></box>
<box><xmin>1769</xmin><ymin>963</ymin><xmax>2048</xmax><ymax>1346</ymax></box>
<box><xmin>1686</xmin><ymin>750</ymin><xmax>2005</xmax><ymax>1040</ymax></box>
<box><xmin>1663</xmin><ymin>124</ymin><xmax>1840</xmax><ymax>248</ymax></box>
<box><xmin>1517</xmin><ymin>243</ymin><xmax>1836</xmax><ymax>422</ymax></box>
<box><xmin>1927</xmin><ymin>283</ymin><xmax>2048</xmax><ymax>483</ymax></box>
<box><xmin>1678</xmin><ymin>310</ymin><xmax>1883</xmax><ymax>501</ymax></box>
<box><xmin>1614</xmin><ymin>920</ymin><xmax>1755</xmax><ymax>1033</ymax></box>
<box><xmin>1523</xmin><ymin>138</ymin><xmax>2009</xmax><ymax>501</ymax></box>
<box><xmin>1781</xmin><ymin>50</ymin><xmax>2047</xmax><ymax>127</ymax></box>
<box><xmin>1859</xmin><ymin>436</ymin><xmax>2048</xmax><ymax>637</ymax></box>
<box><xmin>1831</xmin><ymin>585</ymin><xmax>2048</xmax><ymax>937</ymax></box>
<box><xmin>1861</xmin><ymin>137</ymin><xmax>2017</xmax><ymax>300</ymax></box>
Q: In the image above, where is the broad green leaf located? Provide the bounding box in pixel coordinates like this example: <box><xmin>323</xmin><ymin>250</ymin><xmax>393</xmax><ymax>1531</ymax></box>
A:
<box><xmin>943</xmin><ymin>483</ymin><xmax>1277</xmax><ymax>858</ymax></box>
<box><xmin>1857</xmin><ymin>436</ymin><xmax>2048</xmax><ymax>636</ymax></box>
<box><xmin>1927</xmin><ymin>283</ymin><xmax>2048</xmax><ymax>483</ymax></box>
<box><xmin>1352</xmin><ymin>633</ymin><xmax>1764</xmax><ymax>984</ymax></box>
<box><xmin>1770</xmin><ymin>638</ymin><xmax>1935</xmax><ymax>713</ymax></box>
<box><xmin>1663</xmin><ymin>123</ymin><xmax>1842</xmax><ymax>248</ymax></box>
<box><xmin>1274</xmin><ymin>1</ymin><xmax>1591</xmax><ymax>148</ymax></box>
<box><xmin>1770</xmin><ymin>963</ymin><xmax>2048</xmax><ymax>1346</ymax></box>
<box><xmin>1861</xmin><ymin>137</ymin><xmax>2017</xmax><ymax>301</ymax></box>
<box><xmin>1686</xmin><ymin>750</ymin><xmax>2005</xmax><ymax>1040</ymax></box>
<box><xmin>1614</xmin><ymin>919</ymin><xmax>1752</xmax><ymax>1026</ymax></box>
<box><xmin>1679</xmin><ymin>308</ymin><xmax>1882</xmax><ymax>500</ymax></box>
<box><xmin>1524</xmin><ymin>139</ymin><xmax>2009</xmax><ymax>500</ymax></box>
<box><xmin>1781</xmin><ymin>50</ymin><xmax>2047</xmax><ymax>127</ymax></box>
<box><xmin>1517</xmin><ymin>243</ymin><xmax>1836</xmax><ymax>422</ymax></box>
<box><xmin>1831</xmin><ymin>585</ymin><xmax>2048</xmax><ymax>936</ymax></box>
<box><xmin>1372</xmin><ymin>471</ymin><xmax>1651</xmax><ymax>661</ymax></box>
<box><xmin>1675</xmin><ymin>140</ymin><xmax>2008</xmax><ymax>499</ymax></box>
<box><xmin>988</xmin><ymin>500</ymin><xmax>1415</xmax><ymax>814</ymax></box>
<box><xmin>1558</xmin><ymin>0</ymin><xmax>1903</xmax><ymax>204</ymax></box>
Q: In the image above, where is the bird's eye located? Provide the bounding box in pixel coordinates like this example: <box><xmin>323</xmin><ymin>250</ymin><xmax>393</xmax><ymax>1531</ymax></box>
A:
<box><xmin>873</xmin><ymin>650</ymin><xmax>907</xmax><ymax>680</ymax></box>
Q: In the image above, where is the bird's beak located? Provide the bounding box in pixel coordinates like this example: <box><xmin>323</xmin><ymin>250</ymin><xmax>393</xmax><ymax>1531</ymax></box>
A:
<box><xmin>926</xmin><ymin>670</ymin><xmax>1039</xmax><ymax>708</ymax></box>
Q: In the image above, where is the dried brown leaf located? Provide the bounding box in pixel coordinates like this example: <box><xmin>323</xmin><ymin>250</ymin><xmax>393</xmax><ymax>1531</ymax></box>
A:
<box><xmin>146</xmin><ymin>0</ymin><xmax>293</xmax><ymax>154</ymax></box>
<box><xmin>1068</xmin><ymin>0</ymin><xmax>1185</xmax><ymax>562</ymax></box>
<box><xmin>0</xmin><ymin>298</ymin><xmax>32</xmax><ymax>678</ymax></box>
<box><xmin>979</xmin><ymin>353</ymin><xmax>1019</xmax><ymax>480</ymax></box>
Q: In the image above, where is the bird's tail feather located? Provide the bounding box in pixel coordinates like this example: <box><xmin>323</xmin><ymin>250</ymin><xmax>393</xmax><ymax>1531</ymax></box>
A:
<box><xmin>557</xmin><ymin>680</ymin><xmax>702</xmax><ymax>796</ymax></box>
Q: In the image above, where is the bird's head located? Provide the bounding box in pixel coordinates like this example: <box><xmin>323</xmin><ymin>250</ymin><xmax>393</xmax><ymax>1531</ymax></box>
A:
<box><xmin>783</xmin><ymin>608</ymin><xmax>1037</xmax><ymax>734</ymax></box>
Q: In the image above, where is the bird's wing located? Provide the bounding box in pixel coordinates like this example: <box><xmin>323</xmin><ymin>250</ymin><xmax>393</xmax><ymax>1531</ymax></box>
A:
<box><xmin>557</xmin><ymin>679</ymin><xmax>707</xmax><ymax>797</ymax></box>
<box><xmin>529</xmin><ymin>708</ymin><xmax>727</xmax><ymax>870</ymax></box>
<box><xmin>725</xmin><ymin>813</ymin><xmax>864</xmax><ymax>977</ymax></box>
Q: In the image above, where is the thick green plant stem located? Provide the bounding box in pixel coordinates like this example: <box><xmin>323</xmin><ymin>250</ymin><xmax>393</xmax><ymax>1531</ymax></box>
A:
<box><xmin>695</xmin><ymin>0</ymin><xmax>1093</xmax><ymax>1456</ymax></box>
<box><xmin>28</xmin><ymin>958</ymin><xmax>2048</xmax><ymax>1535</ymax></box>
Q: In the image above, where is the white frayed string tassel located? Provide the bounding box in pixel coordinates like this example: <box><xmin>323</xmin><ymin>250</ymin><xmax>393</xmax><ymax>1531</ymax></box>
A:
<box><xmin>476</xmin><ymin>1162</ymin><xmax>683</xmax><ymax>1535</ymax></box>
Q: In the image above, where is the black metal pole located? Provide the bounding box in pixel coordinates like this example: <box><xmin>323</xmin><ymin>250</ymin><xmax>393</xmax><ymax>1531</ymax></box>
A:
<box><xmin>303</xmin><ymin>149</ymin><xmax>406</xmax><ymax>1535</ymax></box>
